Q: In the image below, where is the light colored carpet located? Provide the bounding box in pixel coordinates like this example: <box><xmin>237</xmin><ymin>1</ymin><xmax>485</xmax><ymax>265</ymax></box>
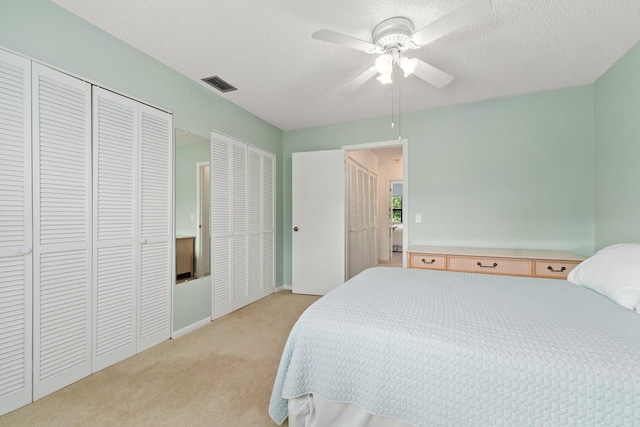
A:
<box><xmin>0</xmin><ymin>290</ymin><xmax>319</xmax><ymax>427</ymax></box>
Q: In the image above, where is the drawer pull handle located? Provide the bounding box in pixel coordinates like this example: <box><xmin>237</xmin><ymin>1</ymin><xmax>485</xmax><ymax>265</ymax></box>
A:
<box><xmin>477</xmin><ymin>262</ymin><xmax>498</xmax><ymax>268</ymax></box>
<box><xmin>547</xmin><ymin>266</ymin><xmax>566</xmax><ymax>273</ymax></box>
<box><xmin>422</xmin><ymin>258</ymin><xmax>436</xmax><ymax>265</ymax></box>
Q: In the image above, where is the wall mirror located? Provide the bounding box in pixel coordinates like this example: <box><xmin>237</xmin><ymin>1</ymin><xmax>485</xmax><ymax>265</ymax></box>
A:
<box><xmin>175</xmin><ymin>129</ymin><xmax>211</xmax><ymax>283</ymax></box>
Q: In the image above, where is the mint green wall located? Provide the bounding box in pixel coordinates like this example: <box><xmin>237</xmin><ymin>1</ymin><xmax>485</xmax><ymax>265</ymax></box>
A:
<box><xmin>176</xmin><ymin>142</ymin><xmax>210</xmax><ymax>236</ymax></box>
<box><xmin>283</xmin><ymin>87</ymin><xmax>596</xmax><ymax>285</ymax></box>
<box><xmin>0</xmin><ymin>0</ymin><xmax>284</xmax><ymax>331</ymax></box>
<box><xmin>593</xmin><ymin>42</ymin><xmax>640</xmax><ymax>248</ymax></box>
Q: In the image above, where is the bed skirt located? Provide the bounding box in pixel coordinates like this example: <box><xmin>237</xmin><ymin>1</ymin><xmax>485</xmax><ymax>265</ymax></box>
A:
<box><xmin>288</xmin><ymin>394</ymin><xmax>413</xmax><ymax>427</ymax></box>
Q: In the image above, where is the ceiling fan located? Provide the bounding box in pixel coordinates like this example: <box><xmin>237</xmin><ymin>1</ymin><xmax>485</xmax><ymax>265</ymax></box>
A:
<box><xmin>311</xmin><ymin>0</ymin><xmax>492</xmax><ymax>94</ymax></box>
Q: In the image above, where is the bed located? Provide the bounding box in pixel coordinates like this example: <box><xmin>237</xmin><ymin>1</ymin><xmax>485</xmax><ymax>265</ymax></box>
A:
<box><xmin>269</xmin><ymin>244</ymin><xmax>640</xmax><ymax>426</ymax></box>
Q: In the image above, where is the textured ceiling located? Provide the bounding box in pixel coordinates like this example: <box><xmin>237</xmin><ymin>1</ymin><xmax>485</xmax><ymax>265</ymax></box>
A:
<box><xmin>52</xmin><ymin>0</ymin><xmax>640</xmax><ymax>131</ymax></box>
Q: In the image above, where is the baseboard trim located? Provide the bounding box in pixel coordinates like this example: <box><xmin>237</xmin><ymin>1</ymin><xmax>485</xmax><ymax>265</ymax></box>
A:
<box><xmin>172</xmin><ymin>317</ymin><xmax>212</xmax><ymax>339</ymax></box>
<box><xmin>276</xmin><ymin>285</ymin><xmax>292</xmax><ymax>292</ymax></box>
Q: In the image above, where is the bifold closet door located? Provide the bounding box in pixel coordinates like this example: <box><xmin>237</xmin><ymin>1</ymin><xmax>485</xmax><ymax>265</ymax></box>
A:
<box><xmin>346</xmin><ymin>158</ymin><xmax>377</xmax><ymax>280</ymax></box>
<box><xmin>32</xmin><ymin>64</ymin><xmax>92</xmax><ymax>400</ymax></box>
<box><xmin>261</xmin><ymin>151</ymin><xmax>275</xmax><ymax>293</ymax></box>
<box><xmin>137</xmin><ymin>104</ymin><xmax>172</xmax><ymax>352</ymax></box>
<box><xmin>211</xmin><ymin>133</ymin><xmax>275</xmax><ymax>321</ymax></box>
<box><xmin>0</xmin><ymin>49</ymin><xmax>32</xmax><ymax>416</ymax></box>
<box><xmin>92</xmin><ymin>88</ymin><xmax>172</xmax><ymax>370</ymax></box>
<box><xmin>92</xmin><ymin>87</ymin><xmax>138</xmax><ymax>371</ymax></box>
<box><xmin>248</xmin><ymin>147</ymin><xmax>275</xmax><ymax>301</ymax></box>
<box><xmin>211</xmin><ymin>137</ymin><xmax>248</xmax><ymax>319</ymax></box>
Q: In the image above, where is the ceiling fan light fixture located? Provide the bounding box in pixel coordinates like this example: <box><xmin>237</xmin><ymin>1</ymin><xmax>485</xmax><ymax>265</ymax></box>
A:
<box><xmin>374</xmin><ymin>54</ymin><xmax>393</xmax><ymax>74</ymax></box>
<box><xmin>376</xmin><ymin>72</ymin><xmax>393</xmax><ymax>84</ymax></box>
<box><xmin>399</xmin><ymin>56</ymin><xmax>418</xmax><ymax>77</ymax></box>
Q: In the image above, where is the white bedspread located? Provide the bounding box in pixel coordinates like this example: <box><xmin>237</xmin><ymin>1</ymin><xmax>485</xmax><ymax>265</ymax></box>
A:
<box><xmin>269</xmin><ymin>267</ymin><xmax>640</xmax><ymax>426</ymax></box>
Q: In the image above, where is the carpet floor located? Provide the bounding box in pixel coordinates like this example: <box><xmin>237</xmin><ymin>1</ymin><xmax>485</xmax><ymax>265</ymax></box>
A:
<box><xmin>0</xmin><ymin>290</ymin><xmax>319</xmax><ymax>427</ymax></box>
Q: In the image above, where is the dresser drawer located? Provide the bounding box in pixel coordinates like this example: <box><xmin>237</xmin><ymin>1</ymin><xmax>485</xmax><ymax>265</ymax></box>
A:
<box><xmin>409</xmin><ymin>253</ymin><xmax>446</xmax><ymax>270</ymax></box>
<box><xmin>533</xmin><ymin>260</ymin><xmax>581</xmax><ymax>279</ymax></box>
<box><xmin>448</xmin><ymin>256</ymin><xmax>531</xmax><ymax>276</ymax></box>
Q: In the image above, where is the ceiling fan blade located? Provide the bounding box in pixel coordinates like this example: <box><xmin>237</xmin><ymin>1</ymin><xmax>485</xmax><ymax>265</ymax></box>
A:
<box><xmin>412</xmin><ymin>60</ymin><xmax>453</xmax><ymax>88</ymax></box>
<box><xmin>411</xmin><ymin>0</ymin><xmax>491</xmax><ymax>46</ymax></box>
<box><xmin>338</xmin><ymin>67</ymin><xmax>378</xmax><ymax>96</ymax></box>
<box><xmin>312</xmin><ymin>29</ymin><xmax>376</xmax><ymax>52</ymax></box>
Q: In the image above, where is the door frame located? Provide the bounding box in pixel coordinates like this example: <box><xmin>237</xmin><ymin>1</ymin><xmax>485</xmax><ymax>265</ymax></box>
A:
<box><xmin>342</xmin><ymin>139</ymin><xmax>408</xmax><ymax>268</ymax></box>
<box><xmin>195</xmin><ymin>161</ymin><xmax>210</xmax><ymax>277</ymax></box>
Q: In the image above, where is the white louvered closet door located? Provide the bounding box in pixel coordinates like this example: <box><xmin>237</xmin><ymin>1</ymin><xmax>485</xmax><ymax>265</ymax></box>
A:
<box><xmin>231</xmin><ymin>141</ymin><xmax>248</xmax><ymax>310</ymax></box>
<box><xmin>247</xmin><ymin>147</ymin><xmax>276</xmax><ymax>302</ymax></box>
<box><xmin>346</xmin><ymin>158</ymin><xmax>378</xmax><ymax>280</ymax></box>
<box><xmin>31</xmin><ymin>64</ymin><xmax>92</xmax><ymax>400</ymax></box>
<box><xmin>137</xmin><ymin>105</ymin><xmax>172</xmax><ymax>352</ymax></box>
<box><xmin>248</xmin><ymin>147</ymin><xmax>263</xmax><ymax>301</ymax></box>
<box><xmin>261</xmin><ymin>152</ymin><xmax>275</xmax><ymax>293</ymax></box>
<box><xmin>0</xmin><ymin>49</ymin><xmax>32</xmax><ymax>417</ymax></box>
<box><xmin>211</xmin><ymin>135</ymin><xmax>232</xmax><ymax>319</ymax></box>
<box><xmin>211</xmin><ymin>132</ymin><xmax>275</xmax><ymax>320</ymax></box>
<box><xmin>92</xmin><ymin>87</ymin><xmax>138</xmax><ymax>372</ymax></box>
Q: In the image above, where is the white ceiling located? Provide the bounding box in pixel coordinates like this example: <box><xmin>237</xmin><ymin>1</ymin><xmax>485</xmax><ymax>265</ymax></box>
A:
<box><xmin>52</xmin><ymin>0</ymin><xmax>640</xmax><ymax>131</ymax></box>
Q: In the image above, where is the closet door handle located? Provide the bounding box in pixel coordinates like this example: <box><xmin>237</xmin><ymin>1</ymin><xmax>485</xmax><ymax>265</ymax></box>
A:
<box><xmin>421</xmin><ymin>258</ymin><xmax>436</xmax><ymax>265</ymax></box>
<box><xmin>20</xmin><ymin>247</ymin><xmax>32</xmax><ymax>255</ymax></box>
<box><xmin>140</xmin><ymin>238</ymin><xmax>148</xmax><ymax>245</ymax></box>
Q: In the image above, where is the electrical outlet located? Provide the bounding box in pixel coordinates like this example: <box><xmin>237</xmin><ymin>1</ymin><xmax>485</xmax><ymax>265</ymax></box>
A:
<box><xmin>415</xmin><ymin>213</ymin><xmax>422</xmax><ymax>223</ymax></box>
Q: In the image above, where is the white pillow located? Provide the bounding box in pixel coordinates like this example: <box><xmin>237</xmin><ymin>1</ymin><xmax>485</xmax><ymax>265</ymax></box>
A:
<box><xmin>567</xmin><ymin>243</ymin><xmax>640</xmax><ymax>310</ymax></box>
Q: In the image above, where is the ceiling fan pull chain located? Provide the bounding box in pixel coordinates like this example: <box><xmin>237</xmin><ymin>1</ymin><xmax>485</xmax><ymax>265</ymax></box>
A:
<box><xmin>390</xmin><ymin>73</ymin><xmax>395</xmax><ymax>129</ymax></box>
<box><xmin>398</xmin><ymin>71</ymin><xmax>402</xmax><ymax>140</ymax></box>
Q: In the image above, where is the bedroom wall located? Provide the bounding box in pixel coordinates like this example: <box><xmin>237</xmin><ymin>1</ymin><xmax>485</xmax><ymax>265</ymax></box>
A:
<box><xmin>283</xmin><ymin>86</ymin><xmax>596</xmax><ymax>286</ymax></box>
<box><xmin>0</xmin><ymin>0</ymin><xmax>284</xmax><ymax>331</ymax></box>
<box><xmin>593</xmin><ymin>41</ymin><xmax>640</xmax><ymax>249</ymax></box>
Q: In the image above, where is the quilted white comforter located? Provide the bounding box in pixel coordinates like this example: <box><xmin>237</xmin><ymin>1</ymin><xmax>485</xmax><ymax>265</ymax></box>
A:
<box><xmin>269</xmin><ymin>267</ymin><xmax>640</xmax><ymax>426</ymax></box>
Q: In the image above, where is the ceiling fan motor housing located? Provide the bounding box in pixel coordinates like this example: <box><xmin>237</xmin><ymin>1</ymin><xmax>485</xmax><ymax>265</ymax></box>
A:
<box><xmin>371</xmin><ymin>17</ymin><xmax>417</xmax><ymax>53</ymax></box>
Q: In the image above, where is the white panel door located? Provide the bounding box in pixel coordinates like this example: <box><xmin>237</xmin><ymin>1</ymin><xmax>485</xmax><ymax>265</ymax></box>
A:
<box><xmin>32</xmin><ymin>64</ymin><xmax>92</xmax><ymax>400</ymax></box>
<box><xmin>292</xmin><ymin>150</ymin><xmax>345</xmax><ymax>295</ymax></box>
<box><xmin>0</xmin><ymin>49</ymin><xmax>32</xmax><ymax>417</ymax></box>
<box><xmin>137</xmin><ymin>105</ymin><xmax>172</xmax><ymax>352</ymax></box>
<box><xmin>92</xmin><ymin>87</ymin><xmax>137</xmax><ymax>372</ymax></box>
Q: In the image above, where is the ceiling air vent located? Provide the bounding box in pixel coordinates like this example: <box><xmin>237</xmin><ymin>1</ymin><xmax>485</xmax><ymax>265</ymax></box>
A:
<box><xmin>202</xmin><ymin>76</ymin><xmax>237</xmax><ymax>93</ymax></box>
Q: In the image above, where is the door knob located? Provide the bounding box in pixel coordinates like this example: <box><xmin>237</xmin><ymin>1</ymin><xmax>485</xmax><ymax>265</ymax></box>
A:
<box><xmin>293</xmin><ymin>226</ymin><xmax>299</xmax><ymax>232</ymax></box>
<box><xmin>20</xmin><ymin>247</ymin><xmax>32</xmax><ymax>255</ymax></box>
<box><xmin>140</xmin><ymin>238</ymin><xmax>148</xmax><ymax>245</ymax></box>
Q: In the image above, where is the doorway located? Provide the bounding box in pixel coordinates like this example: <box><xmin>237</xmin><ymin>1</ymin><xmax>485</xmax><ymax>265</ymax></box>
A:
<box><xmin>343</xmin><ymin>140</ymin><xmax>407</xmax><ymax>269</ymax></box>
